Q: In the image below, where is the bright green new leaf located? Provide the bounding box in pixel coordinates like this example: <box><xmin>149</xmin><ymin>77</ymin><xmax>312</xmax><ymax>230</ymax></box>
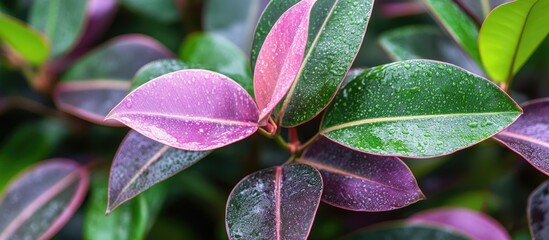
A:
<box><xmin>424</xmin><ymin>0</ymin><xmax>481</xmax><ymax>65</ymax></box>
<box><xmin>321</xmin><ymin>60</ymin><xmax>522</xmax><ymax>158</ymax></box>
<box><xmin>0</xmin><ymin>14</ymin><xmax>49</xmax><ymax>65</ymax></box>
<box><xmin>277</xmin><ymin>0</ymin><xmax>374</xmax><ymax>127</ymax></box>
<box><xmin>84</xmin><ymin>173</ymin><xmax>166</xmax><ymax>240</ymax></box>
<box><xmin>180</xmin><ymin>33</ymin><xmax>253</xmax><ymax>95</ymax></box>
<box><xmin>479</xmin><ymin>0</ymin><xmax>549</xmax><ymax>83</ymax></box>
<box><xmin>29</xmin><ymin>0</ymin><xmax>87</xmax><ymax>58</ymax></box>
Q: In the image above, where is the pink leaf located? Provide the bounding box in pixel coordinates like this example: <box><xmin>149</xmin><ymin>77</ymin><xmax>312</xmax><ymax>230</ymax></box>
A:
<box><xmin>494</xmin><ymin>98</ymin><xmax>549</xmax><ymax>175</ymax></box>
<box><xmin>408</xmin><ymin>208</ymin><xmax>510</xmax><ymax>240</ymax></box>
<box><xmin>0</xmin><ymin>159</ymin><xmax>89</xmax><ymax>239</ymax></box>
<box><xmin>106</xmin><ymin>69</ymin><xmax>259</xmax><ymax>151</ymax></box>
<box><xmin>253</xmin><ymin>0</ymin><xmax>316</xmax><ymax>123</ymax></box>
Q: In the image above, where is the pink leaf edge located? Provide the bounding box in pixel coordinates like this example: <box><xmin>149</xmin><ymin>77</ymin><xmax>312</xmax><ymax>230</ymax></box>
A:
<box><xmin>253</xmin><ymin>0</ymin><xmax>317</xmax><ymax>124</ymax></box>
<box><xmin>106</xmin><ymin>69</ymin><xmax>260</xmax><ymax>151</ymax></box>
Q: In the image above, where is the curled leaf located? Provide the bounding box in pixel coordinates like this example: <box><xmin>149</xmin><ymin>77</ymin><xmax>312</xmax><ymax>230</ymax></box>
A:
<box><xmin>226</xmin><ymin>164</ymin><xmax>322</xmax><ymax>240</ymax></box>
<box><xmin>0</xmin><ymin>160</ymin><xmax>89</xmax><ymax>239</ymax></box>
<box><xmin>107</xmin><ymin>70</ymin><xmax>259</xmax><ymax>151</ymax></box>
<box><xmin>299</xmin><ymin>137</ymin><xmax>424</xmax><ymax>211</ymax></box>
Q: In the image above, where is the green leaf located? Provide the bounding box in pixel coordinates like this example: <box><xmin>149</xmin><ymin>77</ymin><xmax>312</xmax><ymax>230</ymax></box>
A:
<box><xmin>277</xmin><ymin>0</ymin><xmax>374</xmax><ymax>127</ymax></box>
<box><xmin>0</xmin><ymin>14</ymin><xmax>49</xmax><ymax>65</ymax></box>
<box><xmin>28</xmin><ymin>0</ymin><xmax>87</xmax><ymax>58</ymax></box>
<box><xmin>342</xmin><ymin>223</ymin><xmax>470</xmax><ymax>240</ymax></box>
<box><xmin>424</xmin><ymin>0</ymin><xmax>481</xmax><ymax>65</ymax></box>
<box><xmin>378</xmin><ymin>25</ymin><xmax>483</xmax><ymax>75</ymax></box>
<box><xmin>120</xmin><ymin>0</ymin><xmax>180</xmax><ymax>23</ymax></box>
<box><xmin>479</xmin><ymin>0</ymin><xmax>549</xmax><ymax>83</ymax></box>
<box><xmin>251</xmin><ymin>0</ymin><xmax>300</xmax><ymax>68</ymax></box>
<box><xmin>320</xmin><ymin>60</ymin><xmax>522</xmax><ymax>158</ymax></box>
<box><xmin>130</xmin><ymin>59</ymin><xmax>189</xmax><ymax>92</ymax></box>
<box><xmin>0</xmin><ymin>119</ymin><xmax>68</xmax><ymax>192</ymax></box>
<box><xmin>179</xmin><ymin>33</ymin><xmax>253</xmax><ymax>95</ymax></box>
<box><xmin>84</xmin><ymin>173</ymin><xmax>166</xmax><ymax>240</ymax></box>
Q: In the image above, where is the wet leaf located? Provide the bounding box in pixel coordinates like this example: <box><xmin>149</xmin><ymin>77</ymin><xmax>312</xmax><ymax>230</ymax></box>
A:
<box><xmin>203</xmin><ymin>0</ymin><xmax>269</xmax><ymax>52</ymax></box>
<box><xmin>251</xmin><ymin>0</ymin><xmax>300</xmax><ymax>68</ymax></box>
<box><xmin>28</xmin><ymin>0</ymin><xmax>87</xmax><ymax>58</ymax></box>
<box><xmin>130</xmin><ymin>59</ymin><xmax>189</xmax><ymax>92</ymax></box>
<box><xmin>0</xmin><ymin>119</ymin><xmax>68</xmax><ymax>192</ymax></box>
<box><xmin>408</xmin><ymin>208</ymin><xmax>510</xmax><ymax>240</ymax></box>
<box><xmin>107</xmin><ymin>70</ymin><xmax>259</xmax><ymax>151</ymax></box>
<box><xmin>226</xmin><ymin>164</ymin><xmax>322</xmax><ymax>240</ymax></box>
<box><xmin>0</xmin><ymin>160</ymin><xmax>89</xmax><ymax>239</ymax></box>
<box><xmin>85</xmin><ymin>172</ymin><xmax>166</xmax><ymax>240</ymax></box>
<box><xmin>321</xmin><ymin>60</ymin><xmax>522</xmax><ymax>158</ymax></box>
<box><xmin>343</xmin><ymin>223</ymin><xmax>470</xmax><ymax>240</ymax></box>
<box><xmin>298</xmin><ymin>137</ymin><xmax>424</xmax><ymax>211</ymax></box>
<box><xmin>254</xmin><ymin>0</ymin><xmax>316</xmax><ymax>122</ymax></box>
<box><xmin>108</xmin><ymin>130</ymin><xmax>209</xmax><ymax>212</ymax></box>
<box><xmin>120</xmin><ymin>0</ymin><xmax>180</xmax><ymax>23</ymax></box>
<box><xmin>479</xmin><ymin>0</ymin><xmax>549</xmax><ymax>83</ymax></box>
<box><xmin>379</xmin><ymin>25</ymin><xmax>483</xmax><ymax>75</ymax></box>
<box><xmin>424</xmin><ymin>0</ymin><xmax>481</xmax><ymax>65</ymax></box>
<box><xmin>277</xmin><ymin>0</ymin><xmax>374</xmax><ymax>127</ymax></box>
<box><xmin>0</xmin><ymin>14</ymin><xmax>49</xmax><ymax>65</ymax></box>
<box><xmin>55</xmin><ymin>35</ymin><xmax>174</xmax><ymax>125</ymax></box>
<box><xmin>494</xmin><ymin>98</ymin><xmax>549</xmax><ymax>175</ymax></box>
<box><xmin>180</xmin><ymin>33</ymin><xmax>253</xmax><ymax>95</ymax></box>
<box><xmin>528</xmin><ymin>180</ymin><xmax>549</xmax><ymax>239</ymax></box>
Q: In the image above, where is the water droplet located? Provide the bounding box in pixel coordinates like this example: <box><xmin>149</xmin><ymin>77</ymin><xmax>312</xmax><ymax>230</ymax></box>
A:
<box><xmin>468</xmin><ymin>122</ymin><xmax>478</xmax><ymax>128</ymax></box>
<box><xmin>402</xmin><ymin>129</ymin><xmax>409</xmax><ymax>134</ymax></box>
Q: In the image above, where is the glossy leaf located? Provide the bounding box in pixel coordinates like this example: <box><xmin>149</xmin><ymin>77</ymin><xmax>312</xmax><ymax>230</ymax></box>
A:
<box><xmin>108</xmin><ymin>130</ymin><xmax>210</xmax><ymax>212</ymax></box>
<box><xmin>0</xmin><ymin>14</ymin><xmax>49</xmax><ymax>65</ymax></box>
<box><xmin>379</xmin><ymin>25</ymin><xmax>483</xmax><ymax>75</ymax></box>
<box><xmin>342</xmin><ymin>223</ymin><xmax>469</xmax><ymax>240</ymax></box>
<box><xmin>107</xmin><ymin>69</ymin><xmax>259</xmax><ymax>151</ymax></box>
<box><xmin>424</xmin><ymin>0</ymin><xmax>481</xmax><ymax>65</ymax></box>
<box><xmin>479</xmin><ymin>0</ymin><xmax>549</xmax><ymax>83</ymax></box>
<box><xmin>29</xmin><ymin>0</ymin><xmax>87</xmax><ymax>58</ymax></box>
<box><xmin>130</xmin><ymin>59</ymin><xmax>189</xmax><ymax>91</ymax></box>
<box><xmin>254</xmin><ymin>0</ymin><xmax>316</xmax><ymax>122</ymax></box>
<box><xmin>0</xmin><ymin>160</ymin><xmax>89</xmax><ymax>239</ymax></box>
<box><xmin>321</xmin><ymin>60</ymin><xmax>522</xmax><ymax>158</ymax></box>
<box><xmin>55</xmin><ymin>35</ymin><xmax>174</xmax><ymax>125</ymax></box>
<box><xmin>180</xmin><ymin>33</ymin><xmax>253</xmax><ymax>95</ymax></box>
<box><xmin>121</xmin><ymin>0</ymin><xmax>179</xmax><ymax>23</ymax></box>
<box><xmin>251</xmin><ymin>0</ymin><xmax>300</xmax><ymax>68</ymax></box>
<box><xmin>0</xmin><ymin>119</ymin><xmax>68</xmax><ymax>192</ymax></box>
<box><xmin>278</xmin><ymin>0</ymin><xmax>374</xmax><ymax>127</ymax></box>
<box><xmin>494</xmin><ymin>98</ymin><xmax>549</xmax><ymax>175</ymax></box>
<box><xmin>298</xmin><ymin>137</ymin><xmax>424</xmax><ymax>211</ymax></box>
<box><xmin>528</xmin><ymin>180</ymin><xmax>549</xmax><ymax>239</ymax></box>
<box><xmin>203</xmin><ymin>0</ymin><xmax>269</xmax><ymax>52</ymax></box>
<box><xmin>226</xmin><ymin>163</ymin><xmax>322</xmax><ymax>240</ymax></box>
<box><xmin>408</xmin><ymin>208</ymin><xmax>510</xmax><ymax>240</ymax></box>
<box><xmin>85</xmin><ymin>173</ymin><xmax>166</xmax><ymax>240</ymax></box>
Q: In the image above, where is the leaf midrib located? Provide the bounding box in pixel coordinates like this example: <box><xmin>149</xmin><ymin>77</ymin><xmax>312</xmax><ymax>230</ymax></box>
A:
<box><xmin>321</xmin><ymin>111</ymin><xmax>519</xmax><ymax>133</ymax></box>
<box><xmin>497</xmin><ymin>130</ymin><xmax>549</xmax><ymax>149</ymax></box>
<box><xmin>109</xmin><ymin>111</ymin><xmax>259</xmax><ymax>127</ymax></box>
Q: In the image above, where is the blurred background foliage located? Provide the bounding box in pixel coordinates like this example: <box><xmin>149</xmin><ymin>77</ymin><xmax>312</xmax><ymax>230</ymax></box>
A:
<box><xmin>0</xmin><ymin>0</ymin><xmax>548</xmax><ymax>239</ymax></box>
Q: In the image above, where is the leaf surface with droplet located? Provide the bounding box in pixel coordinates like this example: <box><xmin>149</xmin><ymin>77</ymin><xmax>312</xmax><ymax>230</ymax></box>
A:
<box><xmin>107</xmin><ymin>69</ymin><xmax>259</xmax><ymax>151</ymax></box>
<box><xmin>321</xmin><ymin>60</ymin><xmax>522</xmax><ymax>158</ymax></box>
<box><xmin>528</xmin><ymin>180</ymin><xmax>549</xmax><ymax>239</ymax></box>
<box><xmin>226</xmin><ymin>163</ymin><xmax>322</xmax><ymax>240</ymax></box>
<box><xmin>298</xmin><ymin>137</ymin><xmax>424</xmax><ymax>211</ymax></box>
<box><xmin>494</xmin><ymin>98</ymin><xmax>549</xmax><ymax>175</ymax></box>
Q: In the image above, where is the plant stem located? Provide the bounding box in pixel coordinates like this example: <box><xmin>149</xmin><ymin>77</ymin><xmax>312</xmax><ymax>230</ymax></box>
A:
<box><xmin>274</xmin><ymin>134</ymin><xmax>291</xmax><ymax>152</ymax></box>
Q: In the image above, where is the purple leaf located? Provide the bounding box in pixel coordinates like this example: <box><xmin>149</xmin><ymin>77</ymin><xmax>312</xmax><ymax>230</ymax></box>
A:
<box><xmin>0</xmin><ymin>159</ymin><xmax>89</xmax><ymax>239</ymax></box>
<box><xmin>55</xmin><ymin>35</ymin><xmax>174</xmax><ymax>126</ymax></box>
<box><xmin>107</xmin><ymin>69</ymin><xmax>259</xmax><ymax>151</ymax></box>
<box><xmin>253</xmin><ymin>0</ymin><xmax>316</xmax><ymax>123</ymax></box>
<box><xmin>408</xmin><ymin>208</ymin><xmax>510</xmax><ymax>240</ymax></box>
<box><xmin>528</xmin><ymin>180</ymin><xmax>549</xmax><ymax>239</ymax></box>
<box><xmin>108</xmin><ymin>130</ymin><xmax>210</xmax><ymax>212</ymax></box>
<box><xmin>225</xmin><ymin>163</ymin><xmax>322</xmax><ymax>240</ymax></box>
<box><xmin>494</xmin><ymin>98</ymin><xmax>549</xmax><ymax>175</ymax></box>
<box><xmin>298</xmin><ymin>137</ymin><xmax>425</xmax><ymax>211</ymax></box>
